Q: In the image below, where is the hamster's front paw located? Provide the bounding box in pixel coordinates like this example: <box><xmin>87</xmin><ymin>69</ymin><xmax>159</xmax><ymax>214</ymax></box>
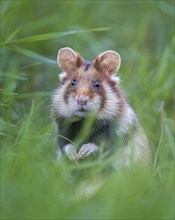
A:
<box><xmin>63</xmin><ymin>144</ymin><xmax>77</xmax><ymax>161</ymax></box>
<box><xmin>76</xmin><ymin>143</ymin><xmax>99</xmax><ymax>160</ymax></box>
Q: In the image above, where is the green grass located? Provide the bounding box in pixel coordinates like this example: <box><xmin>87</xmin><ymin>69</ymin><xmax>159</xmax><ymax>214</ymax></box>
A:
<box><xmin>0</xmin><ymin>0</ymin><xmax>174</xmax><ymax>219</ymax></box>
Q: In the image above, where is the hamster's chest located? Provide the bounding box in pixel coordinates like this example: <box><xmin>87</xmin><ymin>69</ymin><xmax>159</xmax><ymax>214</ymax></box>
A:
<box><xmin>58</xmin><ymin>118</ymin><xmax>116</xmax><ymax>146</ymax></box>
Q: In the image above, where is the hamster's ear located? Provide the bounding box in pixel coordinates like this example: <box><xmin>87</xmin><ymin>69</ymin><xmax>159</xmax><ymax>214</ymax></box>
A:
<box><xmin>57</xmin><ymin>47</ymin><xmax>84</xmax><ymax>73</ymax></box>
<box><xmin>93</xmin><ymin>50</ymin><xmax>121</xmax><ymax>76</ymax></box>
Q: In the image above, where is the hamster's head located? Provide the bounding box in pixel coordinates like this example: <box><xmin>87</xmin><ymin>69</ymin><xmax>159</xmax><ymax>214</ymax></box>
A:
<box><xmin>52</xmin><ymin>47</ymin><xmax>122</xmax><ymax>120</ymax></box>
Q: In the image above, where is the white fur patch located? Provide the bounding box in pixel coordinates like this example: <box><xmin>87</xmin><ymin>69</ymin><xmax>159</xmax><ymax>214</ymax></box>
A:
<box><xmin>59</xmin><ymin>71</ymin><xmax>67</xmax><ymax>83</ymax></box>
<box><xmin>117</xmin><ymin>105</ymin><xmax>136</xmax><ymax>135</ymax></box>
<box><xmin>52</xmin><ymin>82</ymin><xmax>73</xmax><ymax>118</ymax></box>
<box><xmin>98</xmin><ymin>82</ymin><xmax>120</xmax><ymax>120</ymax></box>
<box><xmin>110</xmin><ymin>75</ymin><xmax>120</xmax><ymax>84</ymax></box>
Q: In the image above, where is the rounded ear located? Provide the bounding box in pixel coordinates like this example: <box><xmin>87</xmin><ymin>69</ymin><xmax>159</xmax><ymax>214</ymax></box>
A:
<box><xmin>57</xmin><ymin>47</ymin><xmax>77</xmax><ymax>73</ymax></box>
<box><xmin>93</xmin><ymin>50</ymin><xmax>121</xmax><ymax>76</ymax></box>
<box><xmin>57</xmin><ymin>47</ymin><xmax>84</xmax><ymax>74</ymax></box>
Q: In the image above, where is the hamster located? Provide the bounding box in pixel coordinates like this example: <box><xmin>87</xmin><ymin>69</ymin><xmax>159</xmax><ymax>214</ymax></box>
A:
<box><xmin>51</xmin><ymin>47</ymin><xmax>151</xmax><ymax>166</ymax></box>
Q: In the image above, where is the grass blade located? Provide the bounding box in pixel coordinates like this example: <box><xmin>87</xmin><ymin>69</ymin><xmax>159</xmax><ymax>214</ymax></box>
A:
<box><xmin>153</xmin><ymin>102</ymin><xmax>165</xmax><ymax>169</ymax></box>
<box><xmin>10</xmin><ymin>45</ymin><xmax>57</xmax><ymax>64</ymax></box>
<box><xmin>4</xmin><ymin>28</ymin><xmax>21</xmax><ymax>43</ymax></box>
<box><xmin>0</xmin><ymin>27</ymin><xmax>110</xmax><ymax>47</ymax></box>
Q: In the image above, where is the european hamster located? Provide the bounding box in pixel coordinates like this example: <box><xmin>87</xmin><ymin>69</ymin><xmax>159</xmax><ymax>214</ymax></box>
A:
<box><xmin>52</xmin><ymin>47</ymin><xmax>151</xmax><ymax>166</ymax></box>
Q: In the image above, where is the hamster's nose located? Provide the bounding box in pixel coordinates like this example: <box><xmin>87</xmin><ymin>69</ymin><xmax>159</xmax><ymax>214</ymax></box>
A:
<box><xmin>77</xmin><ymin>96</ymin><xmax>88</xmax><ymax>106</ymax></box>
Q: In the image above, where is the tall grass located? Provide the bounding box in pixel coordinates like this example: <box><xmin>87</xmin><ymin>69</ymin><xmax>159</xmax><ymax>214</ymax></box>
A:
<box><xmin>0</xmin><ymin>1</ymin><xmax>174</xmax><ymax>219</ymax></box>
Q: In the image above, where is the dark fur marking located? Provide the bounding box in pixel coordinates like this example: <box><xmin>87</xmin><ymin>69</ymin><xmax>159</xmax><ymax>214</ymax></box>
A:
<box><xmin>57</xmin><ymin>117</ymin><xmax>116</xmax><ymax>149</ymax></box>
<box><xmin>107</xmin><ymin>80</ymin><xmax>125</xmax><ymax>114</ymax></box>
<box><xmin>96</xmin><ymin>82</ymin><xmax>106</xmax><ymax>111</ymax></box>
<box><xmin>63</xmin><ymin>84</ymin><xmax>71</xmax><ymax>105</ymax></box>
<box><xmin>84</xmin><ymin>60</ymin><xmax>92</xmax><ymax>71</ymax></box>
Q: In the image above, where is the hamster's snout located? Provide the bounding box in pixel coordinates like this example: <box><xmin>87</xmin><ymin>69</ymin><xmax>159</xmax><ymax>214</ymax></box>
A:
<box><xmin>76</xmin><ymin>95</ymin><xmax>89</xmax><ymax>106</ymax></box>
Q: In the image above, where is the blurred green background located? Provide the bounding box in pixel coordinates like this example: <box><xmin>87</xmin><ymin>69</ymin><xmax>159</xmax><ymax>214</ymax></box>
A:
<box><xmin>1</xmin><ymin>0</ymin><xmax>174</xmax><ymax>219</ymax></box>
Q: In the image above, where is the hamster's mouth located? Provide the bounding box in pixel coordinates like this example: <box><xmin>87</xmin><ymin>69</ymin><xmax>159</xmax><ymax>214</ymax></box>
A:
<box><xmin>77</xmin><ymin>106</ymin><xmax>90</xmax><ymax>113</ymax></box>
<box><xmin>78</xmin><ymin>109</ymin><xmax>88</xmax><ymax>113</ymax></box>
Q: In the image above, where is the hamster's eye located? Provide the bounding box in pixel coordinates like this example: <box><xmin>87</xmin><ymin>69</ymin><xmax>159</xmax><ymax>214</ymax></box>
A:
<box><xmin>93</xmin><ymin>80</ymin><xmax>100</xmax><ymax>88</ymax></box>
<box><xmin>71</xmin><ymin>79</ymin><xmax>77</xmax><ymax>86</ymax></box>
